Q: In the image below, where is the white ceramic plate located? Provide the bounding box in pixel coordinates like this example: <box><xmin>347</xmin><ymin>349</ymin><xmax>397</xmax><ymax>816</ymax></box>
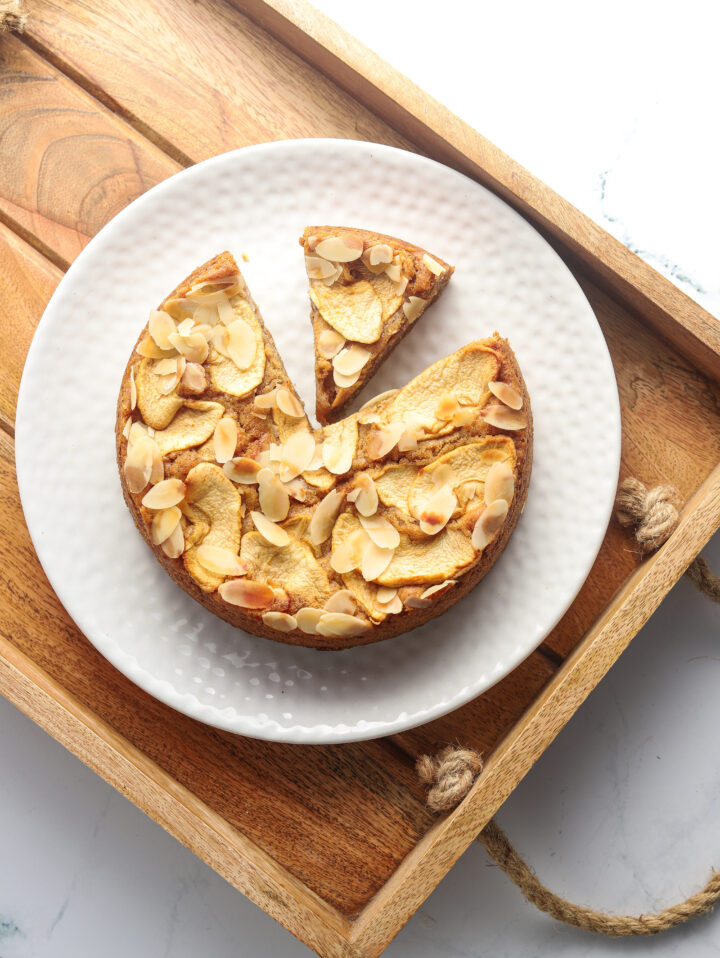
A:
<box><xmin>16</xmin><ymin>140</ymin><xmax>620</xmax><ymax>744</ymax></box>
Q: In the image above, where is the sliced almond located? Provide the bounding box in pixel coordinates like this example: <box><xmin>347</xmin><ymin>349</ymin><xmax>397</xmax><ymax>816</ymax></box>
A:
<box><xmin>258</xmin><ymin>468</ymin><xmax>290</xmax><ymax>521</ymax></box>
<box><xmin>122</xmin><ymin>416</ymin><xmax>133</xmax><ymax>440</ymax></box>
<box><xmin>213</xmin><ymin>417</ymin><xmax>237</xmax><ymax>463</ymax></box>
<box><xmin>361</xmin><ymin>540</ymin><xmax>395</xmax><ymax>581</ymax></box>
<box><xmin>250</xmin><ymin>510</ymin><xmax>290</xmax><ymax>548</ymax></box>
<box><xmin>262</xmin><ymin>611</ymin><xmax>297</xmax><ymax>632</ymax></box>
<box><xmin>141</xmin><ymin>478</ymin><xmax>186</xmax><ymax>510</ymax></box>
<box><xmin>148</xmin><ymin>437</ymin><xmax>164</xmax><ymax>485</ymax></box>
<box><xmin>397</xmin><ymin>426</ymin><xmax>418</xmax><ymax>453</ymax></box>
<box><xmin>333</xmin><ymin>368</ymin><xmax>360</xmax><ymax>389</ymax></box>
<box><xmin>322</xmin><ymin>441</ymin><xmax>353</xmax><ymax>476</ymax></box>
<box><xmin>471</xmin><ymin>499</ymin><xmax>509</xmax><ymax>550</ymax></box>
<box><xmin>354</xmin><ymin>474</ymin><xmax>378</xmax><ymax>517</ymax></box>
<box><xmin>223</xmin><ymin>457</ymin><xmax>262</xmax><ymax>484</ymax></box>
<box><xmin>161</xmin><ymin>521</ymin><xmax>184</xmax><ymax>559</ymax></box>
<box><xmin>305</xmin><ymin>255</ymin><xmax>338</xmax><ymax>280</ymax></box>
<box><xmin>435</xmin><ymin>393</ymin><xmax>460</xmax><ymax>422</ymax></box>
<box><xmin>419</xmin><ymin>484</ymin><xmax>457</xmax><ymax>536</ymax></box>
<box><xmin>177</xmin><ymin>317</ymin><xmax>195</xmax><ymax>336</ymax></box>
<box><xmin>346</xmin><ymin>488</ymin><xmax>360</xmax><ymax>503</ymax></box>
<box><xmin>333</xmin><ymin>344</ymin><xmax>372</xmax><ymax>377</ymax></box>
<box><xmin>324</xmin><ymin>590</ymin><xmax>356</xmax><ymax>614</ymax></box>
<box><xmin>181</xmin><ymin>362</ymin><xmax>206</xmax><ymax>393</ymax></box>
<box><xmin>211</xmin><ymin>324</ymin><xmax>230</xmax><ymax>359</ymax></box>
<box><xmin>226</xmin><ymin>318</ymin><xmax>256</xmax><ymax>370</ymax></box>
<box><xmin>151</xmin><ymin>357</ymin><xmax>179</xmax><ymax>377</ymax></box>
<box><xmin>309</xmin><ymin>488</ymin><xmax>345</xmax><ymax>545</ymax></box>
<box><xmin>151</xmin><ymin>506</ymin><xmax>182</xmax><ymax>545</ymax></box>
<box><xmin>384</xmin><ymin>260</ymin><xmax>402</xmax><ymax>283</ymax></box>
<box><xmin>376</xmin><ymin>586</ymin><xmax>398</xmax><ymax>604</ymax></box>
<box><xmin>217</xmin><ymin>297</ymin><xmax>234</xmax><ymax>326</ymax></box>
<box><xmin>314</xmin><ymin>233</ymin><xmax>363</xmax><ymax>262</ymax></box>
<box><xmin>452</xmin><ymin>407</ymin><xmax>476</xmax><ymax>428</ymax></box>
<box><xmin>136</xmin><ymin>335</ymin><xmax>175</xmax><ymax>359</ymax></box>
<box><xmin>196</xmin><ymin>545</ymin><xmax>247</xmax><ymax>577</ymax></box>
<box><xmin>148</xmin><ymin>310</ymin><xmax>177</xmax><ymax>349</ymax></box>
<box><xmin>168</xmin><ymin>331</ymin><xmax>209</xmax><ymax>364</ymax></box>
<box><xmin>483</xmin><ymin>405</ymin><xmax>527</xmax><ymax>430</ymax></box>
<box><xmin>317</xmin><ymin>328</ymin><xmax>346</xmax><ymax>359</ymax></box>
<box><xmin>276</xmin><ymin>388</ymin><xmax>304</xmax><ymax>418</ymax></box>
<box><xmin>366</xmin><ymin>421</ymin><xmax>405</xmax><ymax>460</ymax></box>
<box><xmin>124</xmin><ymin>435</ymin><xmax>153</xmax><ymax>493</ymax></box>
<box><xmin>359</xmin><ymin>514</ymin><xmax>400</xmax><ymax>549</ymax></box>
<box><xmin>296</xmin><ymin>607</ymin><xmax>325</xmax><ymax>635</ymax></box>
<box><xmin>402</xmin><ymin>296</ymin><xmax>425</xmax><ymax>323</ymax></box>
<box><xmin>218</xmin><ymin>578</ymin><xmax>274</xmax><ymax>609</ymax></box>
<box><xmin>364</xmin><ymin>243</ymin><xmax>393</xmax><ymax>266</ymax></box>
<box><xmin>422</xmin><ymin>254</ymin><xmax>444</xmax><ymax>276</ymax></box>
<box><xmin>404</xmin><ymin>594</ymin><xmax>431</xmax><ymax>609</ymax></box>
<box><xmin>420</xmin><ymin>580</ymin><xmax>456</xmax><ymax>600</ymax></box>
<box><xmin>280</xmin><ymin>431</ymin><xmax>317</xmax><ymax>481</ymax></box>
<box><xmin>395</xmin><ymin>275</ymin><xmax>409</xmax><ymax>297</ymax></box>
<box><xmin>330</xmin><ymin>528</ymin><xmax>369</xmax><ymax>574</ymax></box>
<box><xmin>254</xmin><ymin>387</ymin><xmax>278</xmax><ymax>411</ymax></box>
<box><xmin>316</xmin><ymin>612</ymin><xmax>371</xmax><ymax>638</ymax></box>
<box><xmin>129</xmin><ymin>366</ymin><xmax>137</xmax><ymax>410</ymax></box>
<box><xmin>283</xmin><ymin>478</ymin><xmax>309</xmax><ymax>502</ymax></box>
<box><xmin>484</xmin><ymin>460</ymin><xmax>515</xmax><ymax>505</ymax></box>
<box><xmin>489</xmin><ymin>381</ymin><xmax>523</xmax><ymax>410</ymax></box>
<box><xmin>377</xmin><ymin>594</ymin><xmax>403</xmax><ymax>614</ymax></box>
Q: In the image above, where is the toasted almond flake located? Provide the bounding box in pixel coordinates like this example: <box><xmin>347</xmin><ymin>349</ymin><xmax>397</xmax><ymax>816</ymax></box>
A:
<box><xmin>324</xmin><ymin>589</ymin><xmax>356</xmax><ymax>614</ymax></box>
<box><xmin>366</xmin><ymin>243</ymin><xmax>393</xmax><ymax>266</ymax></box>
<box><xmin>306</xmin><ymin>443</ymin><xmax>325</xmax><ymax>472</ymax></box>
<box><xmin>316</xmin><ymin>611</ymin><xmax>371</xmax><ymax>638</ymax></box>
<box><xmin>226</xmin><ymin>318</ymin><xmax>256</xmax><ymax>370</ymax></box>
<box><xmin>141</xmin><ymin>478</ymin><xmax>186</xmax><ymax>510</ymax></box>
<box><xmin>124</xmin><ymin>434</ymin><xmax>153</xmax><ymax>493</ymax></box>
<box><xmin>153</xmin><ymin>357</ymin><xmax>180</xmax><ymax>377</ymax></box>
<box><xmin>435</xmin><ymin>393</ymin><xmax>460</xmax><ymax>421</ymax></box>
<box><xmin>317</xmin><ymin>328</ymin><xmax>346</xmax><ymax>359</ymax></box>
<box><xmin>432</xmin><ymin>463</ymin><xmax>458</xmax><ymax>488</ymax></box>
<box><xmin>305</xmin><ymin>255</ymin><xmax>338</xmax><ymax>280</ymax></box>
<box><xmin>346</xmin><ymin>488</ymin><xmax>360</xmax><ymax>503</ymax></box>
<box><xmin>161</xmin><ymin>521</ymin><xmax>184</xmax><ymax>559</ymax></box>
<box><xmin>452</xmin><ymin>407</ymin><xmax>476</xmax><ymax>427</ymax></box>
<box><xmin>129</xmin><ymin>366</ymin><xmax>137</xmax><ymax>410</ymax></box>
<box><xmin>482</xmin><ymin>404</ymin><xmax>527</xmax><ymax>430</ymax></box>
<box><xmin>320</xmin><ymin>263</ymin><xmax>343</xmax><ymax>286</ymax></box>
<box><xmin>168</xmin><ymin>331</ymin><xmax>209</xmax><ymax>364</ymax></box>
<box><xmin>157</xmin><ymin>371</ymin><xmax>179</xmax><ymax>395</ymax></box>
<box><xmin>309</xmin><ymin>488</ymin><xmax>345</xmax><ymax>545</ymax></box>
<box><xmin>403</xmin><ymin>296</ymin><xmax>425</xmax><ymax>322</ymax></box>
<box><xmin>322</xmin><ymin>441</ymin><xmax>353</xmax><ymax>476</ymax></box>
<box><xmin>378</xmin><ymin>594</ymin><xmax>403</xmax><ymax>614</ymax></box>
<box><xmin>280</xmin><ymin>430</ymin><xmax>316</xmax><ymax>481</ymax></box>
<box><xmin>258</xmin><ymin>469</ymin><xmax>290</xmax><ymax>521</ymax></box>
<box><xmin>181</xmin><ymin>362</ymin><xmax>206</xmax><ymax>392</ymax></box>
<box><xmin>148</xmin><ymin>437</ymin><xmax>164</xmax><ymax>484</ymax></box>
<box><xmin>250</xmin><ymin>510</ymin><xmax>290</xmax><ymax>547</ymax></box>
<box><xmin>359</xmin><ymin>514</ymin><xmax>400</xmax><ymax>549</ymax></box>
<box><xmin>149</xmin><ymin>310</ymin><xmax>176</xmax><ymax>349</ymax></box>
<box><xmin>315</xmin><ymin>233</ymin><xmax>363</xmax><ymax>262</ymax></box>
<box><xmin>213</xmin><ymin>417</ymin><xmax>237</xmax><ymax>463</ymax></box>
<box><xmin>385</xmin><ymin>260</ymin><xmax>402</xmax><ymax>283</ymax></box>
<box><xmin>254</xmin><ymin>388</ymin><xmax>278</xmax><ymax>410</ymax></box>
<box><xmin>122</xmin><ymin>417</ymin><xmax>132</xmax><ymax>440</ymax></box>
<box><xmin>296</xmin><ymin>607</ymin><xmax>325</xmax><ymax>634</ymax></box>
<box><xmin>333</xmin><ymin>368</ymin><xmax>361</xmax><ymax>389</ymax></box>
<box><xmin>354</xmin><ymin>474</ymin><xmax>379</xmax><ymax>517</ymax></box>
<box><xmin>361</xmin><ymin>540</ymin><xmax>395</xmax><ymax>581</ymax></box>
<box><xmin>219</xmin><ymin>578</ymin><xmax>274</xmax><ymax>609</ymax></box>
<box><xmin>420</xmin><ymin>580</ymin><xmax>456</xmax><ymax>600</ymax></box>
<box><xmin>217</xmin><ymin>297</ymin><xmax>234</xmax><ymax>326</ymax></box>
<box><xmin>333</xmin><ymin>344</ymin><xmax>372</xmax><ymax>377</ymax></box>
<box><xmin>276</xmin><ymin>388</ymin><xmax>304</xmax><ymax>418</ymax></box>
<box><xmin>151</xmin><ymin>506</ymin><xmax>181</xmax><ymax>545</ymax></box>
<box><xmin>177</xmin><ymin>317</ymin><xmax>195</xmax><ymax>336</ymax></box>
<box><xmin>489</xmin><ymin>380</ymin><xmax>523</xmax><ymax>409</ymax></box>
<box><xmin>484</xmin><ymin>460</ymin><xmax>515</xmax><ymax>505</ymax></box>
<box><xmin>330</xmin><ymin>528</ymin><xmax>369</xmax><ymax>574</ymax></box>
<box><xmin>419</xmin><ymin>484</ymin><xmax>457</xmax><ymax>536</ymax></box>
<box><xmin>262</xmin><ymin>611</ymin><xmax>297</xmax><ymax>632</ymax></box>
<box><xmin>193</xmin><ymin>304</ymin><xmax>218</xmax><ymax>327</ymax></box>
<box><xmin>223</xmin><ymin>457</ymin><xmax>262</xmax><ymax>484</ymax></box>
<box><xmin>136</xmin><ymin>335</ymin><xmax>175</xmax><ymax>359</ymax></box>
<box><xmin>395</xmin><ymin>275</ymin><xmax>409</xmax><ymax>296</ymax></box>
<box><xmin>193</xmin><ymin>323</ymin><xmax>214</xmax><ymax>341</ymax></box>
<box><xmin>196</xmin><ymin>545</ymin><xmax>248</xmax><ymax>577</ymax></box>
<box><xmin>270</xmin><ymin>443</ymin><xmax>284</xmax><ymax>463</ymax></box>
<box><xmin>397</xmin><ymin>428</ymin><xmax>418</xmax><ymax>452</ymax></box>
<box><xmin>471</xmin><ymin>499</ymin><xmax>509</xmax><ymax>550</ymax></box>
<box><xmin>404</xmin><ymin>594</ymin><xmax>431</xmax><ymax>609</ymax></box>
<box><xmin>211</xmin><ymin>324</ymin><xmax>230</xmax><ymax>358</ymax></box>
<box><xmin>376</xmin><ymin>586</ymin><xmax>398</xmax><ymax>604</ymax></box>
<box><xmin>283</xmin><ymin>478</ymin><xmax>308</xmax><ymax>502</ymax></box>
<box><xmin>366</xmin><ymin>421</ymin><xmax>405</xmax><ymax>460</ymax></box>
<box><xmin>422</xmin><ymin>253</ymin><xmax>444</xmax><ymax>276</ymax></box>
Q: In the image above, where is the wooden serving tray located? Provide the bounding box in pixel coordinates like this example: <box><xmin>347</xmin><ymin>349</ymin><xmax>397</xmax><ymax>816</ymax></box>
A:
<box><xmin>2</xmin><ymin>2</ymin><xmax>720</xmax><ymax>954</ymax></box>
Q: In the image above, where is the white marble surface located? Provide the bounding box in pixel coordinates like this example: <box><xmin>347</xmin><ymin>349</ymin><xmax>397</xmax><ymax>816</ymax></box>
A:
<box><xmin>2</xmin><ymin>2</ymin><xmax>720</xmax><ymax>955</ymax></box>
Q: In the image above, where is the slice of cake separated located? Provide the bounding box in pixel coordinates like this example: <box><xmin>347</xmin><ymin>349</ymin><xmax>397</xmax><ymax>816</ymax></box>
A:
<box><xmin>300</xmin><ymin>227</ymin><xmax>453</xmax><ymax>424</ymax></box>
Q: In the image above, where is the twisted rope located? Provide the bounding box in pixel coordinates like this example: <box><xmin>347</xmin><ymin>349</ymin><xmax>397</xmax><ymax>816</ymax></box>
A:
<box><xmin>416</xmin><ymin>477</ymin><xmax>720</xmax><ymax>935</ymax></box>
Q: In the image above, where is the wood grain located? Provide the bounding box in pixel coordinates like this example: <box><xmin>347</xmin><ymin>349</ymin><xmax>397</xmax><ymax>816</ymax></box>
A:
<box><xmin>0</xmin><ymin>224</ymin><xmax>61</xmax><ymax>435</ymax></box>
<box><xmin>21</xmin><ymin>0</ymin><xmax>413</xmax><ymax>165</ymax></box>
<box><xmin>0</xmin><ymin>35</ymin><xmax>179</xmax><ymax>267</ymax></box>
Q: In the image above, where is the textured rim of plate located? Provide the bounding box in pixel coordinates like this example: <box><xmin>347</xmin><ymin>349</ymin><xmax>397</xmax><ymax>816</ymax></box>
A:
<box><xmin>16</xmin><ymin>139</ymin><xmax>621</xmax><ymax>744</ymax></box>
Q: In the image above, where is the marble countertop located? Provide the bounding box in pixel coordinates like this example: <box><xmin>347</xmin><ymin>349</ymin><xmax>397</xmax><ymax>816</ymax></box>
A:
<box><xmin>2</xmin><ymin>2</ymin><xmax>719</xmax><ymax>955</ymax></box>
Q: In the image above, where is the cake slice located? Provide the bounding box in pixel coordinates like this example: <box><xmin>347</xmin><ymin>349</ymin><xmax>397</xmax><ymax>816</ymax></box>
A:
<box><xmin>300</xmin><ymin>227</ymin><xmax>453</xmax><ymax>424</ymax></box>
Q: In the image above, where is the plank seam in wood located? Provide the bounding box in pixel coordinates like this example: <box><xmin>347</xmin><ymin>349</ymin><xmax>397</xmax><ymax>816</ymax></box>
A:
<box><xmin>0</xmin><ymin>208</ymin><xmax>70</xmax><ymax>273</ymax></box>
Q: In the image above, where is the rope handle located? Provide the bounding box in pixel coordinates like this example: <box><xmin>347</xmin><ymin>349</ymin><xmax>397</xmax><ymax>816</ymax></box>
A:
<box><xmin>417</xmin><ymin>478</ymin><xmax>720</xmax><ymax>936</ymax></box>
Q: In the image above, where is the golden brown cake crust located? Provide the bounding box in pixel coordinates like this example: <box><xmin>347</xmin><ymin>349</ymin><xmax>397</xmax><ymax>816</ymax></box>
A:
<box><xmin>116</xmin><ymin>251</ymin><xmax>532</xmax><ymax>651</ymax></box>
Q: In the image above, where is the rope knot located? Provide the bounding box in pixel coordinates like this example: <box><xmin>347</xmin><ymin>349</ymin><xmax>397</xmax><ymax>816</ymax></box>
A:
<box><xmin>615</xmin><ymin>478</ymin><xmax>680</xmax><ymax>554</ymax></box>
<box><xmin>416</xmin><ymin>746</ymin><xmax>483</xmax><ymax>812</ymax></box>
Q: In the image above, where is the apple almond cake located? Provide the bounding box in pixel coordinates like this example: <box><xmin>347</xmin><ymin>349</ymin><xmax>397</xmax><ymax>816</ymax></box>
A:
<box><xmin>116</xmin><ymin>233</ymin><xmax>532</xmax><ymax>650</ymax></box>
